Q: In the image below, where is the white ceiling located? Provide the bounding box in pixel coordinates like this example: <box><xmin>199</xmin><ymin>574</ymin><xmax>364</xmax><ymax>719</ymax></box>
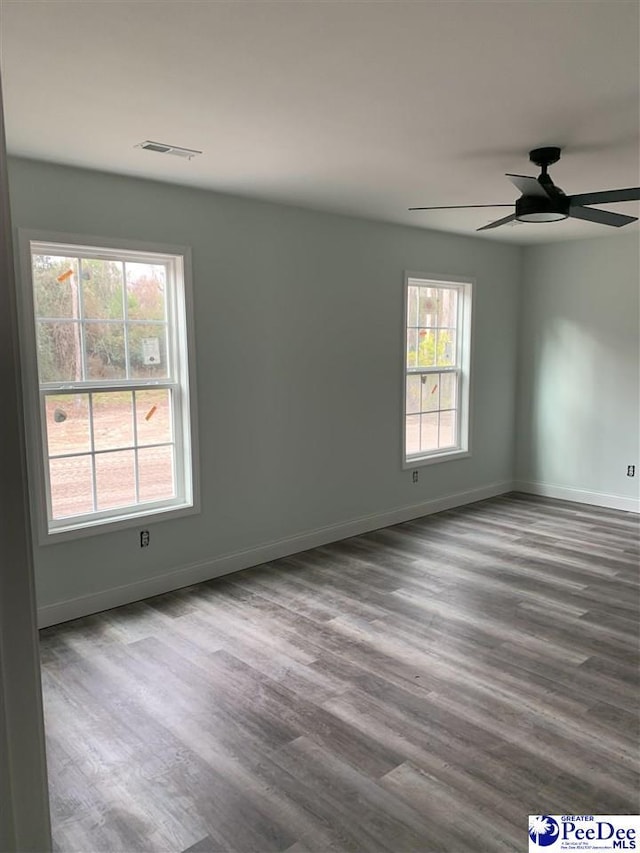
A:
<box><xmin>2</xmin><ymin>0</ymin><xmax>639</xmax><ymax>244</ymax></box>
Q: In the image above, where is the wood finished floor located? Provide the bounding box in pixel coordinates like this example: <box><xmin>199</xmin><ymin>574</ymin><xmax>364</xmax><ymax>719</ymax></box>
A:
<box><xmin>40</xmin><ymin>493</ymin><xmax>639</xmax><ymax>853</ymax></box>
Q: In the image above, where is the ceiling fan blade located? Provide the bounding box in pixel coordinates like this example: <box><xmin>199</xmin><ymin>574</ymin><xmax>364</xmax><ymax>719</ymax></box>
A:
<box><xmin>477</xmin><ymin>213</ymin><xmax>517</xmax><ymax>231</ymax></box>
<box><xmin>570</xmin><ymin>187</ymin><xmax>640</xmax><ymax>206</ymax></box>
<box><xmin>569</xmin><ymin>205</ymin><xmax>638</xmax><ymax>227</ymax></box>
<box><xmin>506</xmin><ymin>174</ymin><xmax>550</xmax><ymax>198</ymax></box>
<box><xmin>409</xmin><ymin>204</ymin><xmax>513</xmax><ymax>211</ymax></box>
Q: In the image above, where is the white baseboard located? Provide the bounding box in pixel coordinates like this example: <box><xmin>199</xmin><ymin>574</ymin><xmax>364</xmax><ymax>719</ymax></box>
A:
<box><xmin>38</xmin><ymin>480</ymin><xmax>512</xmax><ymax>628</ymax></box>
<box><xmin>515</xmin><ymin>480</ymin><xmax>640</xmax><ymax>514</ymax></box>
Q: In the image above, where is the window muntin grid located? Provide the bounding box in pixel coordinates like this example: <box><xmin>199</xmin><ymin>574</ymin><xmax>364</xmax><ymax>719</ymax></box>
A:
<box><xmin>29</xmin><ymin>241</ymin><xmax>192</xmax><ymax>533</ymax></box>
<box><xmin>404</xmin><ymin>278</ymin><xmax>470</xmax><ymax>463</ymax></box>
<box><xmin>42</xmin><ymin>389</ymin><xmax>176</xmax><ymax>520</ymax></box>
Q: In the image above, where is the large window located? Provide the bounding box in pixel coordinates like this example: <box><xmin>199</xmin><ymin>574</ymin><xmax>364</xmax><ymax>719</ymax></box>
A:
<box><xmin>19</xmin><ymin>233</ymin><xmax>198</xmax><ymax>538</ymax></box>
<box><xmin>403</xmin><ymin>273</ymin><xmax>472</xmax><ymax>466</ymax></box>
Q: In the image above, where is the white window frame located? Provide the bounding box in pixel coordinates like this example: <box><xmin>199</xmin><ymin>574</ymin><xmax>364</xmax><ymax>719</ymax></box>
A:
<box><xmin>17</xmin><ymin>230</ymin><xmax>200</xmax><ymax>543</ymax></box>
<box><xmin>402</xmin><ymin>271</ymin><xmax>473</xmax><ymax>468</ymax></box>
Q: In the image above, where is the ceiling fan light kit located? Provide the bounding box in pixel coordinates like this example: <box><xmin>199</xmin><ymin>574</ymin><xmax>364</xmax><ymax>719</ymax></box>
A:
<box><xmin>516</xmin><ymin>194</ymin><xmax>569</xmax><ymax>223</ymax></box>
<box><xmin>410</xmin><ymin>146</ymin><xmax>640</xmax><ymax>231</ymax></box>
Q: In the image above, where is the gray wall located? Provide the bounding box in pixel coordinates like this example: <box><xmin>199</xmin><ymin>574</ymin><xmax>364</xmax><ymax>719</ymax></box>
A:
<box><xmin>516</xmin><ymin>233</ymin><xmax>640</xmax><ymax>509</ymax></box>
<box><xmin>8</xmin><ymin>157</ymin><xmax>521</xmax><ymax>619</ymax></box>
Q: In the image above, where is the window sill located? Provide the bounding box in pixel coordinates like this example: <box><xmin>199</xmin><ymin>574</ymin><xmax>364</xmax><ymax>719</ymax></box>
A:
<box><xmin>39</xmin><ymin>500</ymin><xmax>199</xmax><ymax>545</ymax></box>
<box><xmin>403</xmin><ymin>449</ymin><xmax>471</xmax><ymax>469</ymax></box>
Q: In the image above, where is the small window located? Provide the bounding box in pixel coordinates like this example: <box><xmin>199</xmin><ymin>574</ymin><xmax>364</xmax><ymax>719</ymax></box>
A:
<box><xmin>20</xmin><ymin>234</ymin><xmax>198</xmax><ymax>538</ymax></box>
<box><xmin>403</xmin><ymin>273</ymin><xmax>472</xmax><ymax>466</ymax></box>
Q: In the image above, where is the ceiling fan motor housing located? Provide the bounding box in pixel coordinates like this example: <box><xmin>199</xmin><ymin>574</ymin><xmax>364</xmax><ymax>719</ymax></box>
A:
<box><xmin>516</xmin><ymin>193</ymin><xmax>570</xmax><ymax>222</ymax></box>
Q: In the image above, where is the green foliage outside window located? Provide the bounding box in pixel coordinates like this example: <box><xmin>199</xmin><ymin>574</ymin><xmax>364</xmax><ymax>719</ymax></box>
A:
<box><xmin>408</xmin><ymin>328</ymin><xmax>454</xmax><ymax>368</ymax></box>
<box><xmin>32</xmin><ymin>255</ymin><xmax>166</xmax><ymax>382</ymax></box>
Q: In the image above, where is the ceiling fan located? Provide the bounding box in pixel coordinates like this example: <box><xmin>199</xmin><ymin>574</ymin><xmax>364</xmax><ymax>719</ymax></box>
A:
<box><xmin>409</xmin><ymin>147</ymin><xmax>640</xmax><ymax>231</ymax></box>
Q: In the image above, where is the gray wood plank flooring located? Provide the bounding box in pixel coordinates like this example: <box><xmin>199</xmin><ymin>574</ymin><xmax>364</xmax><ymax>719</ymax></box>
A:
<box><xmin>39</xmin><ymin>493</ymin><xmax>640</xmax><ymax>852</ymax></box>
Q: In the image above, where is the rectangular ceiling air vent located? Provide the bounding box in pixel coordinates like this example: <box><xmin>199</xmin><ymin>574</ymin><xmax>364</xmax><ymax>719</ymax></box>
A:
<box><xmin>136</xmin><ymin>140</ymin><xmax>202</xmax><ymax>160</ymax></box>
